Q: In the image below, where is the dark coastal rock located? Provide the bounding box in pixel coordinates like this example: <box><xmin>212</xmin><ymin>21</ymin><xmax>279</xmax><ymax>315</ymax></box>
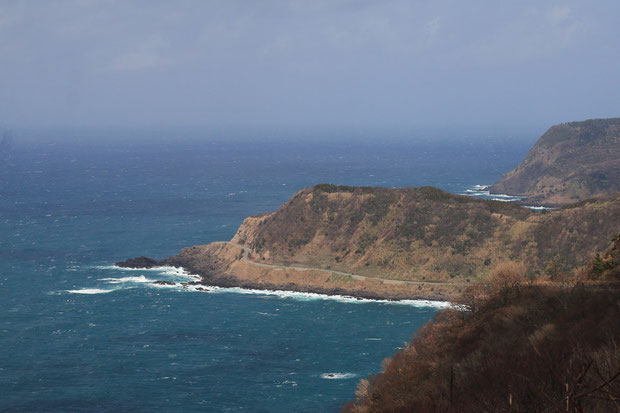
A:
<box><xmin>152</xmin><ymin>280</ymin><xmax>175</xmax><ymax>286</ymax></box>
<box><xmin>179</xmin><ymin>282</ymin><xmax>209</xmax><ymax>292</ymax></box>
<box><xmin>115</xmin><ymin>256</ymin><xmax>161</xmax><ymax>268</ymax></box>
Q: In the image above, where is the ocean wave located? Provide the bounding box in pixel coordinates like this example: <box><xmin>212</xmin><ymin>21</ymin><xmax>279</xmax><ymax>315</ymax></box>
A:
<box><xmin>463</xmin><ymin>185</ymin><xmax>524</xmax><ymax>202</ymax></box>
<box><xmin>96</xmin><ymin>264</ymin><xmax>186</xmax><ymax>272</ymax></box>
<box><xmin>321</xmin><ymin>372</ymin><xmax>357</xmax><ymax>380</ymax></box>
<box><xmin>85</xmin><ymin>265</ymin><xmax>452</xmax><ymax>307</ymax></box>
<box><xmin>464</xmin><ymin>186</ymin><xmax>555</xmax><ymax>210</ymax></box>
<box><xmin>525</xmin><ymin>205</ymin><xmax>553</xmax><ymax>211</ymax></box>
<box><xmin>158</xmin><ymin>267</ymin><xmax>200</xmax><ymax>280</ymax></box>
<box><xmin>66</xmin><ymin>288</ymin><xmax>115</xmax><ymax>294</ymax></box>
<box><xmin>94</xmin><ymin>265</ymin><xmax>200</xmax><ymax>281</ymax></box>
<box><xmin>64</xmin><ymin>282</ymin><xmax>451</xmax><ymax>307</ymax></box>
<box><xmin>489</xmin><ymin>197</ymin><xmax>512</xmax><ymax>202</ymax></box>
<box><xmin>151</xmin><ymin>282</ymin><xmax>183</xmax><ymax>289</ymax></box>
<box><xmin>464</xmin><ymin>190</ymin><xmax>489</xmax><ymax>196</ymax></box>
<box><xmin>180</xmin><ymin>284</ymin><xmax>210</xmax><ymax>292</ymax></box>
<box><xmin>100</xmin><ymin>275</ymin><xmax>154</xmax><ymax>284</ymax></box>
<box><xmin>488</xmin><ymin>193</ymin><xmax>524</xmax><ymax>199</ymax></box>
<box><xmin>198</xmin><ymin>285</ymin><xmax>452</xmax><ymax>308</ymax></box>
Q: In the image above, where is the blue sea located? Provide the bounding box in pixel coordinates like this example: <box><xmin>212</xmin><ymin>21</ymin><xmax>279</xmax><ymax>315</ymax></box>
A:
<box><xmin>0</xmin><ymin>134</ymin><xmax>532</xmax><ymax>412</ymax></box>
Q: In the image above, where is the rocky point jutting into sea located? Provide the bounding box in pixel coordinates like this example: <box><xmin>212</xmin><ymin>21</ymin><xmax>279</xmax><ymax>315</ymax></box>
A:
<box><xmin>118</xmin><ymin>187</ymin><xmax>619</xmax><ymax>301</ymax></box>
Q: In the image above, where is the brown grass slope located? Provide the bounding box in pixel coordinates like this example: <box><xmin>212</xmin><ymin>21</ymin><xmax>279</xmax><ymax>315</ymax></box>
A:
<box><xmin>232</xmin><ymin>185</ymin><xmax>620</xmax><ymax>284</ymax></box>
<box><xmin>491</xmin><ymin>117</ymin><xmax>620</xmax><ymax>206</ymax></box>
<box><xmin>343</xmin><ymin>236</ymin><xmax>620</xmax><ymax>413</ymax></box>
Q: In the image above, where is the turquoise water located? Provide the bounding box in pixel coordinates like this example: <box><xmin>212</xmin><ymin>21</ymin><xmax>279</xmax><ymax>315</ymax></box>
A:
<box><xmin>0</xmin><ymin>137</ymin><xmax>530</xmax><ymax>412</ymax></box>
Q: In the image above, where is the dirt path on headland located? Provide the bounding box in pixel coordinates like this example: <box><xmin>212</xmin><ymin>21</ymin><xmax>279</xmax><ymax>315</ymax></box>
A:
<box><xmin>216</xmin><ymin>241</ymin><xmax>465</xmax><ymax>287</ymax></box>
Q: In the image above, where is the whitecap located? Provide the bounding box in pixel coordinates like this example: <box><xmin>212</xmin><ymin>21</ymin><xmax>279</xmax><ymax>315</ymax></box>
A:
<box><xmin>66</xmin><ymin>288</ymin><xmax>114</xmax><ymax>294</ymax></box>
<box><xmin>96</xmin><ymin>265</ymin><xmax>176</xmax><ymax>272</ymax></box>
<box><xmin>200</xmin><ymin>285</ymin><xmax>452</xmax><ymax>308</ymax></box>
<box><xmin>182</xmin><ymin>284</ymin><xmax>210</xmax><ymax>292</ymax></box>
<box><xmin>87</xmin><ymin>265</ymin><xmax>452</xmax><ymax>307</ymax></box>
<box><xmin>488</xmin><ymin>193</ymin><xmax>523</xmax><ymax>199</ymax></box>
<box><xmin>463</xmin><ymin>186</ymin><xmax>525</xmax><ymax>202</ymax></box>
<box><xmin>256</xmin><ymin>311</ymin><xmax>278</xmax><ymax>317</ymax></box>
<box><xmin>96</xmin><ymin>265</ymin><xmax>200</xmax><ymax>280</ymax></box>
<box><xmin>525</xmin><ymin>205</ymin><xmax>553</xmax><ymax>211</ymax></box>
<box><xmin>150</xmin><ymin>282</ymin><xmax>182</xmax><ymax>289</ymax></box>
<box><xmin>100</xmin><ymin>275</ymin><xmax>153</xmax><ymax>284</ymax></box>
<box><xmin>158</xmin><ymin>267</ymin><xmax>200</xmax><ymax>280</ymax></box>
<box><xmin>321</xmin><ymin>372</ymin><xmax>357</xmax><ymax>380</ymax></box>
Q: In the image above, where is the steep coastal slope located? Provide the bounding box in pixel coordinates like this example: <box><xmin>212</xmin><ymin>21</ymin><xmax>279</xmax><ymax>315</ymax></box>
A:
<box><xmin>119</xmin><ymin>185</ymin><xmax>620</xmax><ymax>300</ymax></box>
<box><xmin>343</xmin><ymin>236</ymin><xmax>620</xmax><ymax>412</ymax></box>
<box><xmin>491</xmin><ymin>117</ymin><xmax>620</xmax><ymax>205</ymax></box>
<box><xmin>231</xmin><ymin>185</ymin><xmax>618</xmax><ymax>280</ymax></box>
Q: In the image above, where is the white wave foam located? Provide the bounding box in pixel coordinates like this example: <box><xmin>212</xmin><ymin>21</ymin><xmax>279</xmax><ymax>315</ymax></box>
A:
<box><xmin>150</xmin><ymin>282</ymin><xmax>182</xmax><ymax>289</ymax></box>
<box><xmin>525</xmin><ymin>205</ymin><xmax>553</xmax><ymax>211</ymax></box>
<box><xmin>100</xmin><ymin>275</ymin><xmax>154</xmax><ymax>284</ymax></box>
<box><xmin>96</xmin><ymin>264</ymin><xmax>178</xmax><ymax>272</ymax></box>
<box><xmin>199</xmin><ymin>285</ymin><xmax>452</xmax><ymax>308</ymax></box>
<box><xmin>182</xmin><ymin>284</ymin><xmax>210</xmax><ymax>292</ymax></box>
<box><xmin>321</xmin><ymin>372</ymin><xmax>357</xmax><ymax>380</ymax></box>
<box><xmin>488</xmin><ymin>194</ymin><xmax>523</xmax><ymax>200</ymax></box>
<box><xmin>64</xmin><ymin>282</ymin><xmax>451</xmax><ymax>307</ymax></box>
<box><xmin>66</xmin><ymin>288</ymin><xmax>114</xmax><ymax>294</ymax></box>
<box><xmin>463</xmin><ymin>186</ymin><xmax>525</xmax><ymax>202</ymax></box>
<box><xmin>88</xmin><ymin>265</ymin><xmax>451</xmax><ymax>307</ymax></box>
<box><xmin>96</xmin><ymin>265</ymin><xmax>200</xmax><ymax>280</ymax></box>
<box><xmin>158</xmin><ymin>267</ymin><xmax>200</xmax><ymax>280</ymax></box>
<box><xmin>465</xmin><ymin>190</ymin><xmax>488</xmax><ymax>196</ymax></box>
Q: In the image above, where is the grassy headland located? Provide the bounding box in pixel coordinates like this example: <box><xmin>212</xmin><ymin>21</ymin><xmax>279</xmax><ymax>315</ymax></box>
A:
<box><xmin>120</xmin><ymin>185</ymin><xmax>620</xmax><ymax>302</ymax></box>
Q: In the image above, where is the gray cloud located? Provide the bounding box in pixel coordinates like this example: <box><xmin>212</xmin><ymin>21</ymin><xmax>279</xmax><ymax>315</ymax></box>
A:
<box><xmin>1</xmin><ymin>0</ymin><xmax>619</xmax><ymax>132</ymax></box>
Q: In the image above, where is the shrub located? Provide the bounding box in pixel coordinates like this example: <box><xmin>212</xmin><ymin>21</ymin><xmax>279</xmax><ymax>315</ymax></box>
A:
<box><xmin>486</xmin><ymin>261</ymin><xmax>527</xmax><ymax>298</ymax></box>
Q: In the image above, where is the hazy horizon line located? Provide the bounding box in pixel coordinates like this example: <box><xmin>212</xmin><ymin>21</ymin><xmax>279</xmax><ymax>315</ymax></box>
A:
<box><xmin>2</xmin><ymin>121</ymin><xmax>559</xmax><ymax>144</ymax></box>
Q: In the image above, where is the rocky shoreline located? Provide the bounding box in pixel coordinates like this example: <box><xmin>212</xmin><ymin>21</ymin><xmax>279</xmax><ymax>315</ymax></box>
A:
<box><xmin>116</xmin><ymin>184</ymin><xmax>620</xmax><ymax>305</ymax></box>
<box><xmin>115</xmin><ymin>253</ymin><xmax>455</xmax><ymax>302</ymax></box>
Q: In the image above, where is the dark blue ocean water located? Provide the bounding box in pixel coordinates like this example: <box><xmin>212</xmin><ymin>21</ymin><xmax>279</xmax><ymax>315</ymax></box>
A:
<box><xmin>0</xmin><ymin>136</ymin><xmax>532</xmax><ymax>412</ymax></box>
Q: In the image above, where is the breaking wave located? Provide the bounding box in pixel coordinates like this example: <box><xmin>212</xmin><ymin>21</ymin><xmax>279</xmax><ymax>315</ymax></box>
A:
<box><xmin>321</xmin><ymin>372</ymin><xmax>357</xmax><ymax>380</ymax></box>
<box><xmin>66</xmin><ymin>288</ymin><xmax>115</xmax><ymax>294</ymax></box>
<box><xmin>197</xmin><ymin>285</ymin><xmax>452</xmax><ymax>308</ymax></box>
<box><xmin>64</xmin><ymin>265</ymin><xmax>451</xmax><ymax>307</ymax></box>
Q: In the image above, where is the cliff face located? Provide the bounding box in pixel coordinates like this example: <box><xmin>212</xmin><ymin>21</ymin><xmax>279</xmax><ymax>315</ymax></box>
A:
<box><xmin>232</xmin><ymin>185</ymin><xmax>620</xmax><ymax>283</ymax></box>
<box><xmin>491</xmin><ymin>118</ymin><xmax>620</xmax><ymax>205</ymax></box>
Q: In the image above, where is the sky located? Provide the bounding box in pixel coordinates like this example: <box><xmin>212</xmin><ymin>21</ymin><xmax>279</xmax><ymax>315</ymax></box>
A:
<box><xmin>1</xmin><ymin>0</ymin><xmax>619</xmax><ymax>135</ymax></box>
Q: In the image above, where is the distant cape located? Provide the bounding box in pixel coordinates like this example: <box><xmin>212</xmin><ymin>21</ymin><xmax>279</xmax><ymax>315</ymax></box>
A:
<box><xmin>491</xmin><ymin>117</ymin><xmax>620</xmax><ymax>206</ymax></box>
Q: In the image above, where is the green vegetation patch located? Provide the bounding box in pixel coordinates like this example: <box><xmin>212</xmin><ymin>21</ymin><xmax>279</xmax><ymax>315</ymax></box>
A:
<box><xmin>330</xmin><ymin>273</ymin><xmax>353</xmax><ymax>283</ymax></box>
